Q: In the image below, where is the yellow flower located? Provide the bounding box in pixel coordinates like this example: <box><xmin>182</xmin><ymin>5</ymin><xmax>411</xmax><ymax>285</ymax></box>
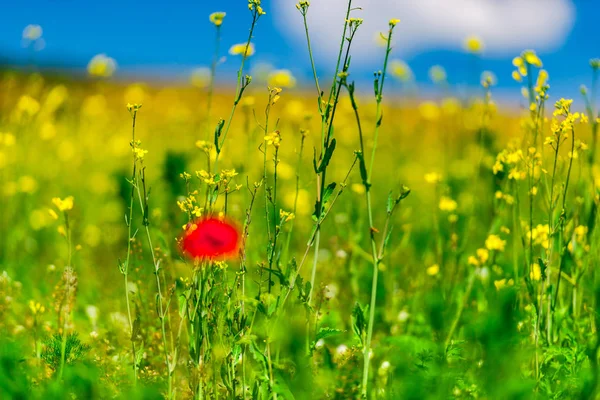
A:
<box><xmin>424</xmin><ymin>172</ymin><xmax>441</xmax><ymax>184</ymax></box>
<box><xmin>351</xmin><ymin>183</ymin><xmax>366</xmax><ymax>195</ymax></box>
<box><xmin>268</xmin><ymin>69</ymin><xmax>296</xmax><ymax>88</ymax></box>
<box><xmin>389</xmin><ymin>18</ymin><xmax>400</xmax><ymax>27</ymax></box>
<box><xmin>229</xmin><ymin>43</ymin><xmax>255</xmax><ymax>57</ymax></box>
<box><xmin>512</xmin><ymin>71</ymin><xmax>522</xmax><ymax>82</ymax></box>
<box><xmin>390</xmin><ymin>60</ymin><xmax>413</xmax><ymax>82</ymax></box>
<box><xmin>29</xmin><ymin>300</ymin><xmax>45</xmax><ymax>315</ymax></box>
<box><xmin>485</xmin><ymin>234</ymin><xmax>506</xmax><ymax>252</ymax></box>
<box><xmin>264</xmin><ymin>131</ymin><xmax>281</xmax><ymax>147</ymax></box>
<box><xmin>426</xmin><ymin>264</ymin><xmax>440</xmax><ymax>276</ymax></box>
<box><xmin>523</xmin><ymin>50</ymin><xmax>542</xmax><ymax>67</ymax></box>
<box><xmin>439</xmin><ymin>196</ymin><xmax>457</xmax><ymax>212</ymax></box>
<box><xmin>574</xmin><ymin>225</ymin><xmax>588</xmax><ymax>238</ymax></box>
<box><xmin>476</xmin><ymin>248</ymin><xmax>489</xmax><ymax>264</ymax></box>
<box><xmin>494</xmin><ymin>279</ymin><xmax>514</xmax><ymax>290</ymax></box>
<box><xmin>126</xmin><ymin>103</ymin><xmax>142</xmax><ymax>112</ymax></box>
<box><xmin>133</xmin><ymin>147</ymin><xmax>148</xmax><ymax>161</ymax></box>
<box><xmin>464</xmin><ymin>35</ymin><xmax>484</xmax><ymax>53</ymax></box>
<box><xmin>529</xmin><ymin>224</ymin><xmax>550</xmax><ymax>249</ymax></box>
<box><xmin>48</xmin><ymin>208</ymin><xmax>59</xmax><ymax>220</ymax></box>
<box><xmin>508</xmin><ymin>168</ymin><xmax>524</xmax><ymax>180</ymax></box>
<box><xmin>52</xmin><ymin>196</ymin><xmax>74</xmax><ymax>212</ymax></box>
<box><xmin>279</xmin><ymin>209</ymin><xmax>295</xmax><ymax>223</ymax></box>
<box><xmin>209</xmin><ymin>12</ymin><xmax>226</xmax><ymax>26</ymax></box>
<box><xmin>17</xmin><ymin>95</ymin><xmax>40</xmax><ymax>116</ymax></box>
<box><xmin>530</xmin><ymin>263</ymin><xmax>542</xmax><ymax>281</ymax></box>
<box><xmin>0</xmin><ymin>133</ymin><xmax>16</xmax><ymax>147</ymax></box>
<box><xmin>492</xmin><ymin>161</ymin><xmax>504</xmax><ymax>175</ymax></box>
<box><xmin>468</xmin><ymin>256</ymin><xmax>479</xmax><ymax>267</ymax></box>
<box><xmin>87</xmin><ymin>54</ymin><xmax>117</xmax><ymax>78</ymax></box>
<box><xmin>419</xmin><ymin>101</ymin><xmax>440</xmax><ymax>121</ymax></box>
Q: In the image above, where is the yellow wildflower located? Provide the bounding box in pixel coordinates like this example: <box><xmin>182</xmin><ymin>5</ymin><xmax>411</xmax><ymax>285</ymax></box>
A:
<box><xmin>52</xmin><ymin>196</ymin><xmax>74</xmax><ymax>212</ymax></box>
<box><xmin>485</xmin><ymin>234</ymin><xmax>506</xmax><ymax>252</ymax></box>
<box><xmin>439</xmin><ymin>196</ymin><xmax>457</xmax><ymax>212</ymax></box>
<box><xmin>268</xmin><ymin>70</ymin><xmax>296</xmax><ymax>88</ymax></box>
<box><xmin>426</xmin><ymin>264</ymin><xmax>440</xmax><ymax>276</ymax></box>
<box><xmin>209</xmin><ymin>12</ymin><xmax>226</xmax><ymax>26</ymax></box>
<box><xmin>464</xmin><ymin>35</ymin><xmax>484</xmax><ymax>53</ymax></box>
<box><xmin>229</xmin><ymin>43</ymin><xmax>255</xmax><ymax>57</ymax></box>
<box><xmin>424</xmin><ymin>172</ymin><xmax>442</xmax><ymax>184</ymax></box>
<box><xmin>264</xmin><ymin>131</ymin><xmax>281</xmax><ymax>147</ymax></box>
<box><xmin>530</xmin><ymin>263</ymin><xmax>542</xmax><ymax>281</ymax></box>
<box><xmin>88</xmin><ymin>54</ymin><xmax>117</xmax><ymax>78</ymax></box>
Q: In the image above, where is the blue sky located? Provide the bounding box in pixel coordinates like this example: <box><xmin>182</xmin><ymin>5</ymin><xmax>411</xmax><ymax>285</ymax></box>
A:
<box><xmin>0</xmin><ymin>0</ymin><xmax>598</xmax><ymax>102</ymax></box>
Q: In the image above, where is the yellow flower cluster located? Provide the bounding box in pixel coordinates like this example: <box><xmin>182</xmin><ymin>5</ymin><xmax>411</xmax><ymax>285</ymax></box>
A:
<box><xmin>264</xmin><ymin>130</ymin><xmax>282</xmax><ymax>148</ymax></box>
<box><xmin>494</xmin><ymin>278</ymin><xmax>514</xmax><ymax>291</ymax></box>
<box><xmin>88</xmin><ymin>54</ymin><xmax>117</xmax><ymax>78</ymax></box>
<box><xmin>195</xmin><ymin>140</ymin><xmax>214</xmax><ymax>155</ymax></box>
<box><xmin>464</xmin><ymin>35</ymin><xmax>484</xmax><ymax>54</ymax></box>
<box><xmin>493</xmin><ymin>142</ymin><xmax>526</xmax><ymax>180</ymax></box>
<box><xmin>494</xmin><ymin>191</ymin><xmax>515</xmax><ymax>205</ymax></box>
<box><xmin>545</xmin><ymin>98</ymin><xmax>581</xmax><ymax>148</ymax></box>
<box><xmin>468</xmin><ymin>248</ymin><xmax>489</xmax><ymax>267</ymax></box>
<box><xmin>530</xmin><ymin>263</ymin><xmax>542</xmax><ymax>281</ymax></box>
<box><xmin>16</xmin><ymin>95</ymin><xmax>40</xmax><ymax>117</ymax></box>
<box><xmin>229</xmin><ymin>43</ymin><xmax>255</xmax><ymax>57</ymax></box>
<box><xmin>52</xmin><ymin>196</ymin><xmax>74</xmax><ymax>212</ymax></box>
<box><xmin>424</xmin><ymin>172</ymin><xmax>442</xmax><ymax>184</ymax></box>
<box><xmin>279</xmin><ymin>209</ymin><xmax>295</xmax><ymax>223</ymax></box>
<box><xmin>389</xmin><ymin>18</ymin><xmax>401</xmax><ymax>27</ymax></box>
<box><xmin>268</xmin><ymin>70</ymin><xmax>296</xmax><ymax>89</ymax></box>
<box><xmin>485</xmin><ymin>234</ymin><xmax>506</xmax><ymax>252</ymax></box>
<box><xmin>197</xmin><ymin>170</ymin><xmax>216</xmax><ymax>185</ymax></box>
<box><xmin>209</xmin><ymin>12</ymin><xmax>226</xmax><ymax>27</ymax></box>
<box><xmin>438</xmin><ymin>196</ymin><xmax>457</xmax><ymax>212</ymax></box>
<box><xmin>248</xmin><ymin>0</ymin><xmax>266</xmax><ymax>15</ymax></box>
<box><xmin>528</xmin><ymin>224</ymin><xmax>550</xmax><ymax>249</ymax></box>
<box><xmin>177</xmin><ymin>193</ymin><xmax>203</xmax><ymax>217</ymax></box>
<box><xmin>512</xmin><ymin>50</ymin><xmax>542</xmax><ymax>79</ymax></box>
<box><xmin>296</xmin><ymin>1</ymin><xmax>310</xmax><ymax>12</ymax></box>
<box><xmin>133</xmin><ymin>147</ymin><xmax>148</xmax><ymax>161</ymax></box>
<box><xmin>29</xmin><ymin>300</ymin><xmax>45</xmax><ymax>315</ymax></box>
<box><xmin>426</xmin><ymin>264</ymin><xmax>439</xmax><ymax>276</ymax></box>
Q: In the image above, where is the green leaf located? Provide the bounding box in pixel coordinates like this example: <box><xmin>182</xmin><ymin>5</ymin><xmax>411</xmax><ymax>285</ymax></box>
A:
<box><xmin>318</xmin><ymin>138</ymin><xmax>337</xmax><ymax>173</ymax></box>
<box><xmin>386</xmin><ymin>191</ymin><xmax>394</xmax><ymax>214</ymax></box>
<box><xmin>356</xmin><ymin>151</ymin><xmax>370</xmax><ymax>189</ymax></box>
<box><xmin>352</xmin><ymin>303</ymin><xmax>366</xmax><ymax>345</ymax></box>
<box><xmin>214</xmin><ymin>118</ymin><xmax>225</xmax><ymax>151</ymax></box>
<box><xmin>316</xmin><ymin>327</ymin><xmax>344</xmax><ymax>342</ymax></box>
<box><xmin>322</xmin><ymin>182</ymin><xmax>337</xmax><ymax>205</ymax></box>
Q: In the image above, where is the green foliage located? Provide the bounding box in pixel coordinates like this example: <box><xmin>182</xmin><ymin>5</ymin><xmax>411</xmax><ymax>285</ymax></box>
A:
<box><xmin>41</xmin><ymin>333</ymin><xmax>90</xmax><ymax>372</ymax></box>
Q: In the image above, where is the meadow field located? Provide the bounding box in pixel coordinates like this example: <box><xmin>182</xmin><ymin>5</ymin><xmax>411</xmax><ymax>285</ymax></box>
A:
<box><xmin>1</xmin><ymin>1</ymin><xmax>600</xmax><ymax>399</ymax></box>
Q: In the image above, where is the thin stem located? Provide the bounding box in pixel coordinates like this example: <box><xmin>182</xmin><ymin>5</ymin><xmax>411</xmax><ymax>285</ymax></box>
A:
<box><xmin>360</xmin><ymin>25</ymin><xmax>395</xmax><ymax>398</ymax></box>
<box><xmin>135</xmin><ymin>170</ymin><xmax>173</xmax><ymax>397</ymax></box>
<box><xmin>205</xmin><ymin>25</ymin><xmax>222</xmax><ymax>139</ymax></box>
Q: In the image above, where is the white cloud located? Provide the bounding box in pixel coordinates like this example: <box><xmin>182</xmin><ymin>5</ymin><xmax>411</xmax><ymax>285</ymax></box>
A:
<box><xmin>273</xmin><ymin>0</ymin><xmax>575</xmax><ymax>64</ymax></box>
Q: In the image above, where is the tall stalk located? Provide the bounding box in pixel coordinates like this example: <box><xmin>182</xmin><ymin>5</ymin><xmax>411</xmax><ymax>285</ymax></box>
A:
<box><xmin>341</xmin><ymin>19</ymin><xmax>401</xmax><ymax>397</ymax></box>
<box><xmin>121</xmin><ymin>104</ymin><xmax>140</xmax><ymax>385</ymax></box>
<box><xmin>296</xmin><ymin>0</ymin><xmax>355</xmax><ymax>304</ymax></box>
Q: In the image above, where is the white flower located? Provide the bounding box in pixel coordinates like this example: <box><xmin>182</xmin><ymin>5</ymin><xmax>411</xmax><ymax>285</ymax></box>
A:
<box><xmin>336</xmin><ymin>344</ymin><xmax>348</xmax><ymax>355</ymax></box>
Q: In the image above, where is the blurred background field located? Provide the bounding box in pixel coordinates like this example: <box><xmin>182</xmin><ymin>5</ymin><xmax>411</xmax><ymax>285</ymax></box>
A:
<box><xmin>1</xmin><ymin>1</ymin><xmax>600</xmax><ymax>399</ymax></box>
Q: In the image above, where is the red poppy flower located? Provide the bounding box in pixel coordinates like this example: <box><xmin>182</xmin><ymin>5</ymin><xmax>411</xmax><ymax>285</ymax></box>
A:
<box><xmin>181</xmin><ymin>217</ymin><xmax>240</xmax><ymax>259</ymax></box>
